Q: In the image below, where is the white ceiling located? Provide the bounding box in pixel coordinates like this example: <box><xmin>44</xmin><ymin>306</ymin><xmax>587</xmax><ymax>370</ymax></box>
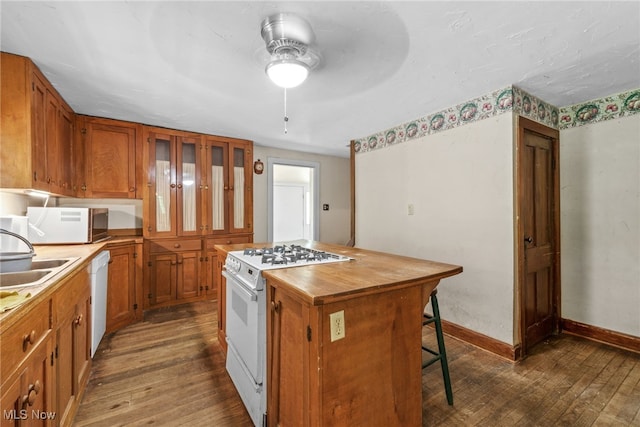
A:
<box><xmin>2</xmin><ymin>1</ymin><xmax>639</xmax><ymax>158</ymax></box>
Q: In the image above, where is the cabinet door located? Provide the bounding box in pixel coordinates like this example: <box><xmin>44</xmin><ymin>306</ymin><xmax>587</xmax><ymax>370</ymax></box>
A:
<box><xmin>217</xmin><ymin>257</ymin><xmax>227</xmax><ymax>354</ymax></box>
<box><xmin>106</xmin><ymin>245</ymin><xmax>137</xmax><ymax>333</ymax></box>
<box><xmin>74</xmin><ymin>292</ymin><xmax>91</xmax><ymax>392</ymax></box>
<box><xmin>204</xmin><ymin>250</ymin><xmax>217</xmax><ymax>298</ymax></box>
<box><xmin>30</xmin><ymin>71</ymin><xmax>48</xmax><ymax>191</ymax></box>
<box><xmin>267</xmin><ymin>286</ymin><xmax>310</xmax><ymax>426</ymax></box>
<box><xmin>228</xmin><ymin>142</ymin><xmax>253</xmax><ymax>234</ymax></box>
<box><xmin>148</xmin><ymin>253</ymin><xmax>177</xmax><ymax>306</ymax></box>
<box><xmin>22</xmin><ymin>336</ymin><xmax>54</xmax><ymax>427</ymax></box>
<box><xmin>83</xmin><ymin>118</ymin><xmax>138</xmax><ymax>198</ymax></box>
<box><xmin>0</xmin><ymin>369</ymin><xmax>24</xmax><ymax>427</ymax></box>
<box><xmin>203</xmin><ymin>139</ymin><xmax>229</xmax><ymax>234</ymax></box>
<box><xmin>57</xmin><ymin>103</ymin><xmax>74</xmax><ymax>196</ymax></box>
<box><xmin>147</xmin><ymin>132</ymin><xmax>177</xmax><ymax>237</ymax></box>
<box><xmin>176</xmin><ymin>251</ymin><xmax>200</xmax><ymax>300</ymax></box>
<box><xmin>177</xmin><ymin>136</ymin><xmax>202</xmax><ymax>236</ymax></box>
<box><xmin>203</xmin><ymin>138</ymin><xmax>253</xmax><ymax>235</ymax></box>
<box><xmin>56</xmin><ymin>312</ymin><xmax>74</xmax><ymax>426</ymax></box>
<box><xmin>44</xmin><ymin>89</ymin><xmax>59</xmax><ymax>189</ymax></box>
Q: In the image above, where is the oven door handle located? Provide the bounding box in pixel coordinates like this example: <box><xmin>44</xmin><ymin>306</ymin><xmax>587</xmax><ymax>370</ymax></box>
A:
<box><xmin>222</xmin><ymin>271</ymin><xmax>258</xmax><ymax>301</ymax></box>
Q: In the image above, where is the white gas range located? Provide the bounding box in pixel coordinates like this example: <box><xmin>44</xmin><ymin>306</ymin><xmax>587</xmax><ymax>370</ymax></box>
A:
<box><xmin>222</xmin><ymin>244</ymin><xmax>351</xmax><ymax>426</ymax></box>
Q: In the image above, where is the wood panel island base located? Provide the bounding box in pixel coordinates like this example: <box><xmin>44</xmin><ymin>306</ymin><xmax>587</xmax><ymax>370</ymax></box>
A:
<box><xmin>217</xmin><ymin>242</ymin><xmax>462</xmax><ymax>426</ymax></box>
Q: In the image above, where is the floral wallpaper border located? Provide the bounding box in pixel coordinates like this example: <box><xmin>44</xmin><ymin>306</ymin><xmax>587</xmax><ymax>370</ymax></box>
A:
<box><xmin>558</xmin><ymin>88</ymin><xmax>640</xmax><ymax>129</ymax></box>
<box><xmin>353</xmin><ymin>85</ymin><xmax>640</xmax><ymax>154</ymax></box>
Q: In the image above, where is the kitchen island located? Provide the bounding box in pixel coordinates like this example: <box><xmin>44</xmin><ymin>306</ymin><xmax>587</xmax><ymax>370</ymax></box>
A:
<box><xmin>216</xmin><ymin>241</ymin><xmax>462</xmax><ymax>426</ymax></box>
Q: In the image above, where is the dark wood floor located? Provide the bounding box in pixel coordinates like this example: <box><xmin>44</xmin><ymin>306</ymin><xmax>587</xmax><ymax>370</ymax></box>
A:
<box><xmin>74</xmin><ymin>300</ymin><xmax>640</xmax><ymax>426</ymax></box>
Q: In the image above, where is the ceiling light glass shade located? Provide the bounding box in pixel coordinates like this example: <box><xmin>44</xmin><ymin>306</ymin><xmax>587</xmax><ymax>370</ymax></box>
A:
<box><xmin>266</xmin><ymin>59</ymin><xmax>309</xmax><ymax>88</ymax></box>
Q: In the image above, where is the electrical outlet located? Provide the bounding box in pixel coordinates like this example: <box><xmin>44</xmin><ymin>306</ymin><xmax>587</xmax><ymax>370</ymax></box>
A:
<box><xmin>329</xmin><ymin>310</ymin><xmax>345</xmax><ymax>342</ymax></box>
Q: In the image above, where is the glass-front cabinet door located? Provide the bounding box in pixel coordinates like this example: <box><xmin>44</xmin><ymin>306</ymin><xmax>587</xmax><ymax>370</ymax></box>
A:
<box><xmin>147</xmin><ymin>131</ymin><xmax>176</xmax><ymax>237</ymax></box>
<box><xmin>228</xmin><ymin>142</ymin><xmax>253</xmax><ymax>234</ymax></box>
<box><xmin>203</xmin><ymin>137</ymin><xmax>253</xmax><ymax>235</ymax></box>
<box><xmin>177</xmin><ymin>136</ymin><xmax>202</xmax><ymax>236</ymax></box>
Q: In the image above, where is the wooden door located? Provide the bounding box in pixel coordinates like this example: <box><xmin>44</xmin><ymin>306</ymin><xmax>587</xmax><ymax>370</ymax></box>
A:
<box><xmin>517</xmin><ymin>117</ymin><xmax>560</xmax><ymax>354</ymax></box>
<box><xmin>106</xmin><ymin>245</ymin><xmax>137</xmax><ymax>333</ymax></box>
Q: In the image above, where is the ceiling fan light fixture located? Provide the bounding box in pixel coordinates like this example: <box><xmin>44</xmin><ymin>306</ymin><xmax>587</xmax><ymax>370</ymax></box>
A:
<box><xmin>265</xmin><ymin>58</ymin><xmax>309</xmax><ymax>88</ymax></box>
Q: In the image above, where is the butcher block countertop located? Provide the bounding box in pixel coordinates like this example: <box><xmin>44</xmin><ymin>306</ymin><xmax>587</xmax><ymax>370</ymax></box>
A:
<box><xmin>0</xmin><ymin>236</ymin><xmax>141</xmax><ymax>331</ymax></box>
<box><xmin>215</xmin><ymin>241</ymin><xmax>463</xmax><ymax>305</ymax></box>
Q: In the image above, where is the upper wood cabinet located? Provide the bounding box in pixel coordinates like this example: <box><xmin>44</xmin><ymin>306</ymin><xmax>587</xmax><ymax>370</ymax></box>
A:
<box><xmin>203</xmin><ymin>137</ymin><xmax>253</xmax><ymax>235</ymax></box>
<box><xmin>145</xmin><ymin>127</ymin><xmax>203</xmax><ymax>237</ymax></box>
<box><xmin>144</xmin><ymin>127</ymin><xmax>252</xmax><ymax>238</ymax></box>
<box><xmin>0</xmin><ymin>52</ymin><xmax>75</xmax><ymax>196</ymax></box>
<box><xmin>76</xmin><ymin>116</ymin><xmax>142</xmax><ymax>199</ymax></box>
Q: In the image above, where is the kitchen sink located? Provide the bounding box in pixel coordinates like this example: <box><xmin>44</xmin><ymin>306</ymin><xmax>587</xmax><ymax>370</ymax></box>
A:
<box><xmin>31</xmin><ymin>259</ymin><xmax>72</xmax><ymax>270</ymax></box>
<box><xmin>0</xmin><ymin>257</ymin><xmax>79</xmax><ymax>289</ymax></box>
<box><xmin>0</xmin><ymin>270</ymin><xmax>51</xmax><ymax>288</ymax></box>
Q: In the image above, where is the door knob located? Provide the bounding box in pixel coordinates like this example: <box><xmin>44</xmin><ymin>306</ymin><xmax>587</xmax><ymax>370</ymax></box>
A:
<box><xmin>524</xmin><ymin>236</ymin><xmax>533</xmax><ymax>244</ymax></box>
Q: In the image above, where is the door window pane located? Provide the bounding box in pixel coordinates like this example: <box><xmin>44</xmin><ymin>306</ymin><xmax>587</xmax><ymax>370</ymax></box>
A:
<box><xmin>182</xmin><ymin>142</ymin><xmax>196</xmax><ymax>232</ymax></box>
<box><xmin>211</xmin><ymin>146</ymin><xmax>224</xmax><ymax>230</ymax></box>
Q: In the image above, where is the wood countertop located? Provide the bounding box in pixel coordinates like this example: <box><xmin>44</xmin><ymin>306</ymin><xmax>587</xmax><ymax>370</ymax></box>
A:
<box><xmin>0</xmin><ymin>236</ymin><xmax>141</xmax><ymax>330</ymax></box>
<box><xmin>215</xmin><ymin>241</ymin><xmax>463</xmax><ymax>305</ymax></box>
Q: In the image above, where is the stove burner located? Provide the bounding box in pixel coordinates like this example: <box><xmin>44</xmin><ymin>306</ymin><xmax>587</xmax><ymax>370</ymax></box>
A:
<box><xmin>242</xmin><ymin>244</ymin><xmax>349</xmax><ymax>267</ymax></box>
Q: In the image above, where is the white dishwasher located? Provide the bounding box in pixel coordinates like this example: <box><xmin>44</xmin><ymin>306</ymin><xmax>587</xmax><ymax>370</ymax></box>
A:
<box><xmin>90</xmin><ymin>250</ymin><xmax>110</xmax><ymax>357</ymax></box>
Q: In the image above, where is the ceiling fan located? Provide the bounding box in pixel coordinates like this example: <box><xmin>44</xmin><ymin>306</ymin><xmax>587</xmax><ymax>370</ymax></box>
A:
<box><xmin>260</xmin><ymin>13</ymin><xmax>321</xmax><ymax>89</ymax></box>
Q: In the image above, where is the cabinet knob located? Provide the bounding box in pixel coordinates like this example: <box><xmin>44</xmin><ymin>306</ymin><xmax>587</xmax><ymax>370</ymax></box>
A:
<box><xmin>23</xmin><ymin>330</ymin><xmax>36</xmax><ymax>349</ymax></box>
<box><xmin>177</xmin><ymin>183</ymin><xmax>183</xmax><ymax>189</ymax></box>
<box><xmin>229</xmin><ymin>186</ymin><xmax>234</xmax><ymax>191</ymax></box>
<box><xmin>22</xmin><ymin>390</ymin><xmax>37</xmax><ymax>408</ymax></box>
<box><xmin>129</xmin><ymin>187</ymin><xmax>135</xmax><ymax>192</ymax></box>
<box><xmin>224</xmin><ymin>186</ymin><xmax>229</xmax><ymax>190</ymax></box>
<box><xmin>75</xmin><ymin>314</ymin><xmax>83</xmax><ymax>326</ymax></box>
<box><xmin>174</xmin><ymin>243</ymin><xmax>181</xmax><ymax>248</ymax></box>
<box><xmin>170</xmin><ymin>183</ymin><xmax>176</xmax><ymax>189</ymax></box>
<box><xmin>205</xmin><ymin>185</ymin><xmax>209</xmax><ymax>190</ymax></box>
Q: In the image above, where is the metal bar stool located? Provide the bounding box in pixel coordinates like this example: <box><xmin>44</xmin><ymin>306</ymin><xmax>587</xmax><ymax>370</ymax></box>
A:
<box><xmin>422</xmin><ymin>289</ymin><xmax>453</xmax><ymax>405</ymax></box>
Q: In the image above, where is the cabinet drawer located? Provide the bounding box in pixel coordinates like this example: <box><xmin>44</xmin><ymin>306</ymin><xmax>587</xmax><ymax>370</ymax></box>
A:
<box><xmin>0</xmin><ymin>298</ymin><xmax>52</xmax><ymax>381</ymax></box>
<box><xmin>207</xmin><ymin>236</ymin><xmax>252</xmax><ymax>249</ymax></box>
<box><xmin>148</xmin><ymin>238</ymin><xmax>202</xmax><ymax>253</ymax></box>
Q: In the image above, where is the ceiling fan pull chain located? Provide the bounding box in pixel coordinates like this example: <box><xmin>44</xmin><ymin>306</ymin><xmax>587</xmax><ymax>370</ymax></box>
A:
<box><xmin>283</xmin><ymin>88</ymin><xmax>289</xmax><ymax>134</ymax></box>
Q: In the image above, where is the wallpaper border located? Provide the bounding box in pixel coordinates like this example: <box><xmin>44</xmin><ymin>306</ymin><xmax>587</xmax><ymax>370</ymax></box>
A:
<box><xmin>353</xmin><ymin>86</ymin><xmax>640</xmax><ymax>154</ymax></box>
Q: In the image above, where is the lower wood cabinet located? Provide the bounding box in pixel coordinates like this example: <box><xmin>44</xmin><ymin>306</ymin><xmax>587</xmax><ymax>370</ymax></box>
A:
<box><xmin>144</xmin><ymin>238</ymin><xmax>202</xmax><ymax>308</ymax></box>
<box><xmin>106</xmin><ymin>242</ymin><xmax>142</xmax><ymax>333</ymax></box>
<box><xmin>0</xmin><ymin>298</ymin><xmax>54</xmax><ymax>427</ymax></box>
<box><xmin>145</xmin><ymin>235</ymin><xmax>251</xmax><ymax>310</ymax></box>
<box><xmin>55</xmin><ymin>267</ymin><xmax>91</xmax><ymax>427</ymax></box>
<box><xmin>267</xmin><ymin>281</ymin><xmax>424</xmax><ymax>426</ymax></box>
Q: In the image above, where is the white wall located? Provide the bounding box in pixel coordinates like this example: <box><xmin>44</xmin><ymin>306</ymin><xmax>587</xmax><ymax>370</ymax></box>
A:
<box><xmin>560</xmin><ymin>115</ymin><xmax>640</xmax><ymax>336</ymax></box>
<box><xmin>356</xmin><ymin>114</ymin><xmax>515</xmax><ymax>345</ymax></box>
<box><xmin>253</xmin><ymin>145</ymin><xmax>350</xmax><ymax>245</ymax></box>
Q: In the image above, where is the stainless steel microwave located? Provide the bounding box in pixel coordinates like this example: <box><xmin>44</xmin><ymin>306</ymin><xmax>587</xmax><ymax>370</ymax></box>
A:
<box><xmin>26</xmin><ymin>207</ymin><xmax>109</xmax><ymax>244</ymax></box>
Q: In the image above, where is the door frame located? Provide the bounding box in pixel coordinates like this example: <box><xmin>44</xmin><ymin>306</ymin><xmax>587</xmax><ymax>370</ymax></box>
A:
<box><xmin>267</xmin><ymin>158</ymin><xmax>320</xmax><ymax>242</ymax></box>
<box><xmin>515</xmin><ymin>116</ymin><xmax>561</xmax><ymax>356</ymax></box>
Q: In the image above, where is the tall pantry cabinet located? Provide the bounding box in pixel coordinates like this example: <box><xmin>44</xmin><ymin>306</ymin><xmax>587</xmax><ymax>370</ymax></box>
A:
<box><xmin>143</xmin><ymin>127</ymin><xmax>253</xmax><ymax>309</ymax></box>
